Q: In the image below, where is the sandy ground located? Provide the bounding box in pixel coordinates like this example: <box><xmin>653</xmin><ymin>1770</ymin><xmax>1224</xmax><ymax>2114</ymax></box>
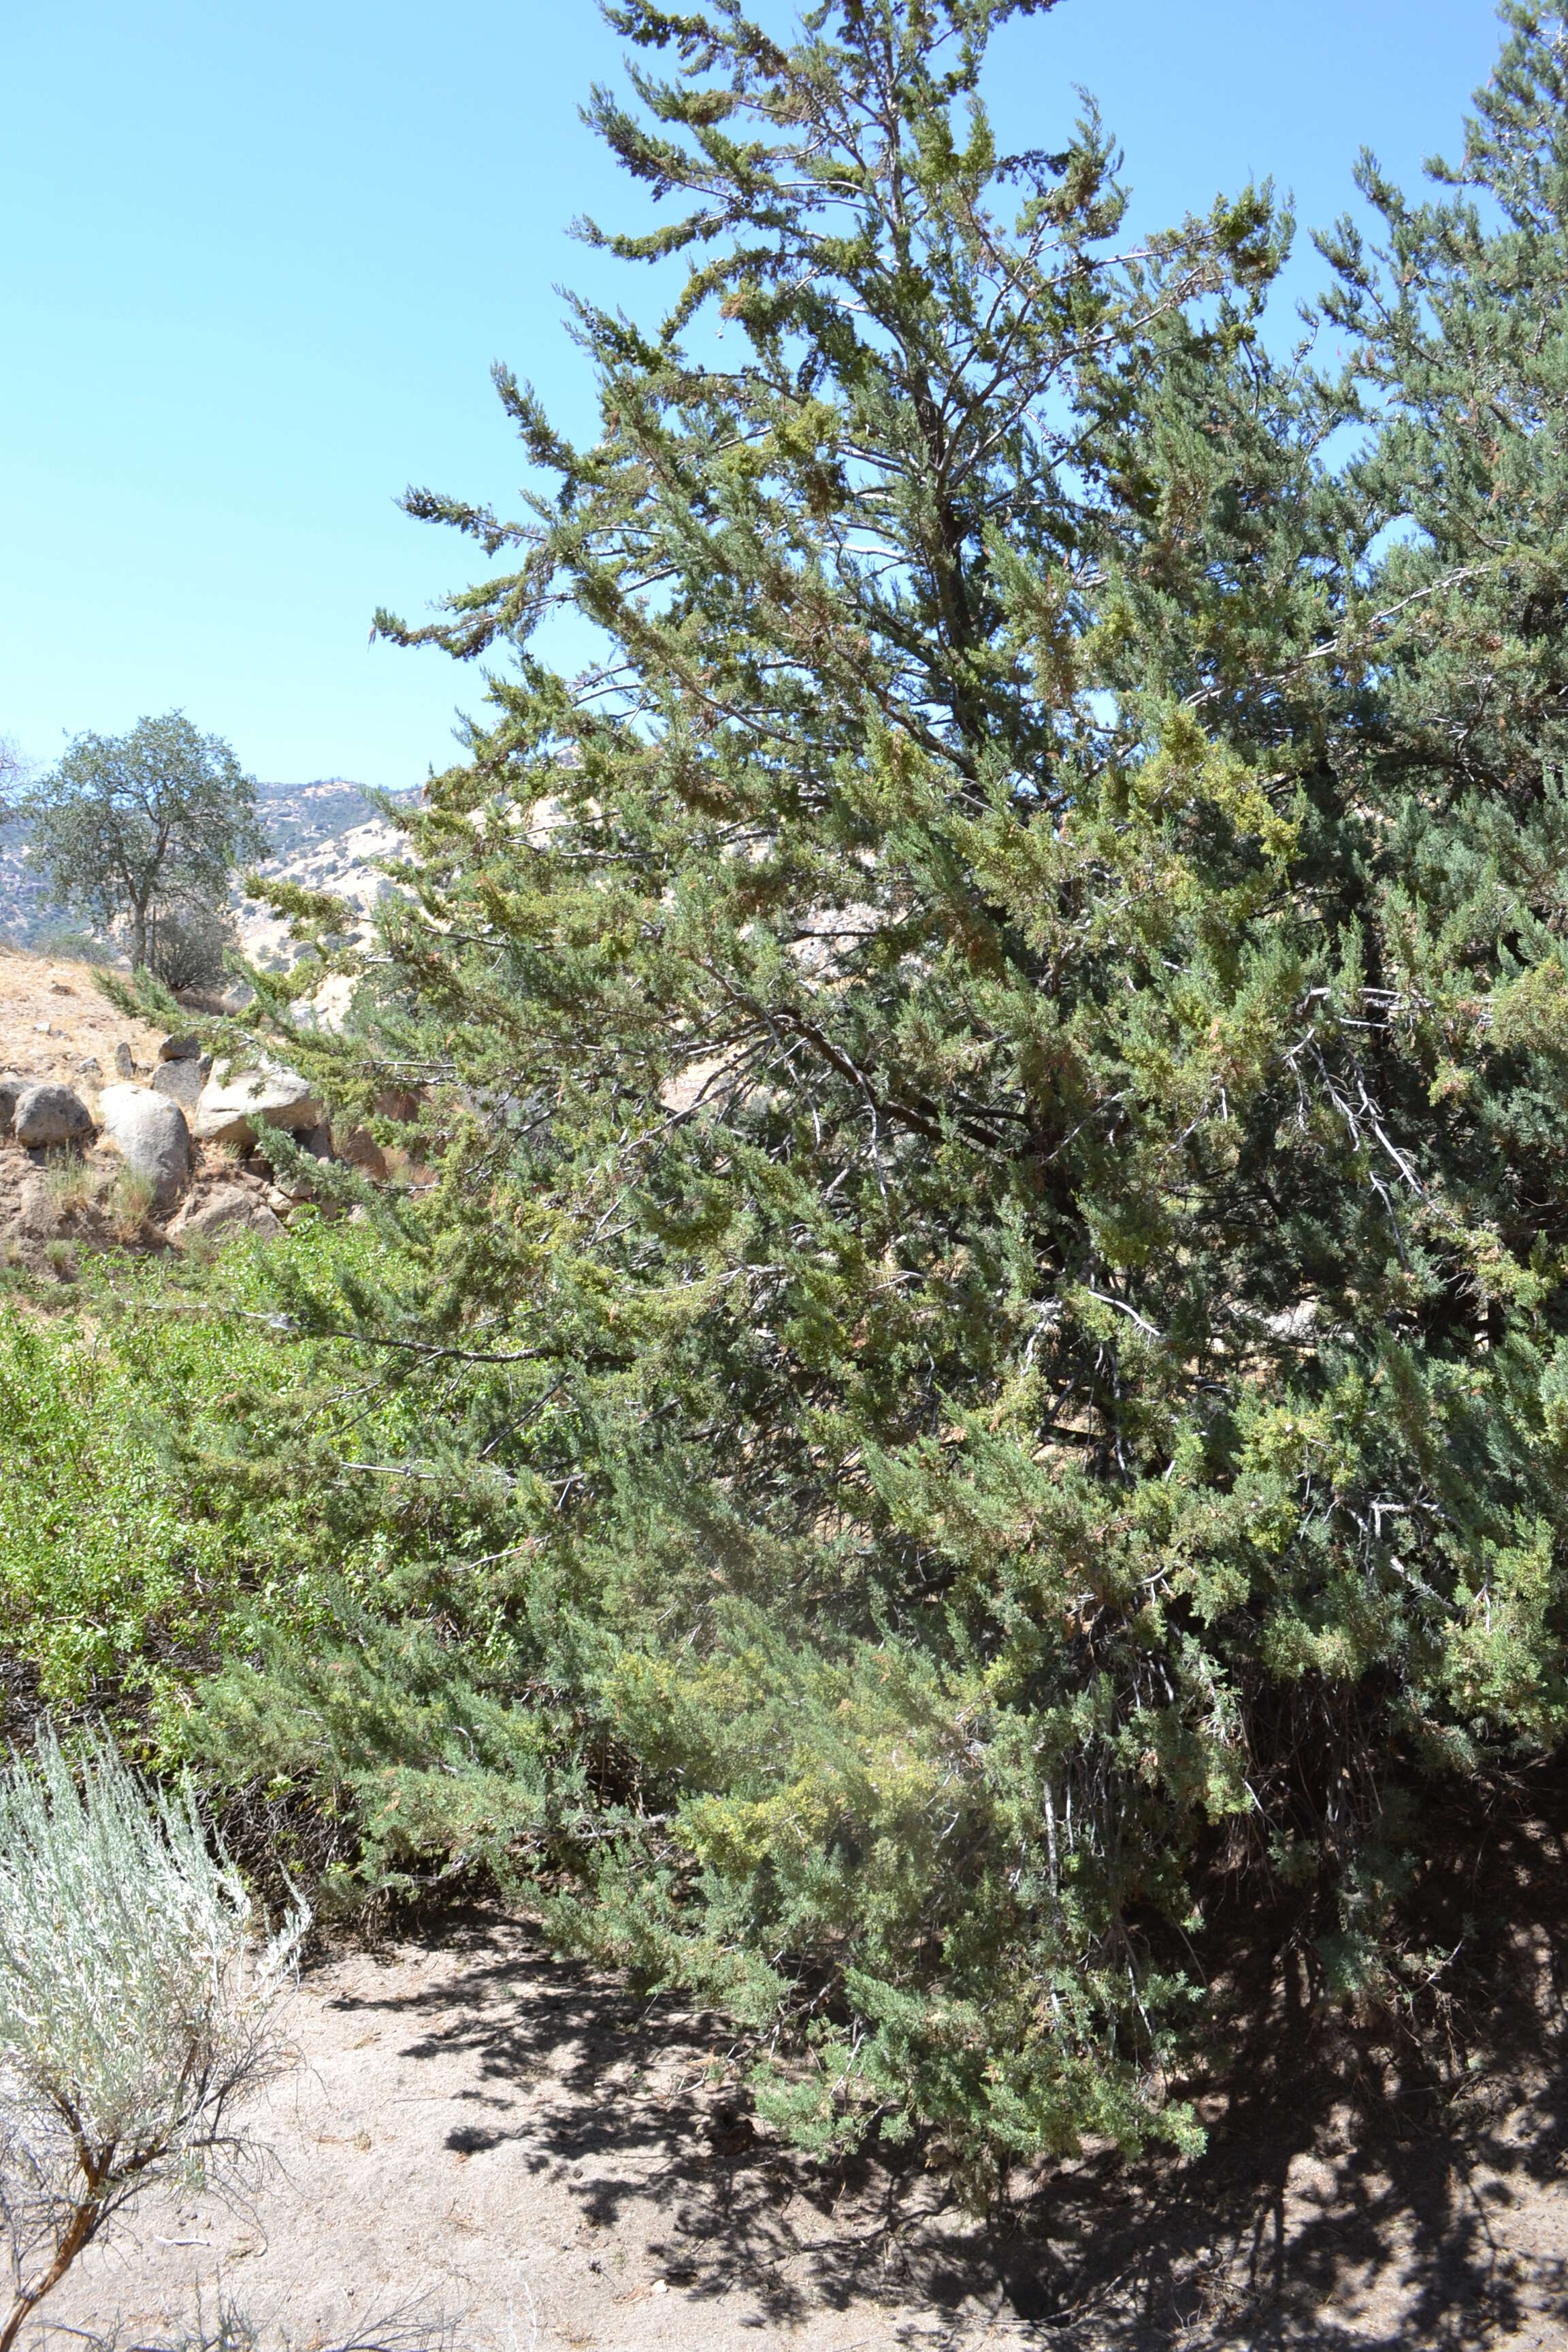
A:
<box><xmin>26</xmin><ymin>1905</ymin><xmax>1568</xmax><ymax>2352</ymax></box>
<box><xmin>39</xmin><ymin>1919</ymin><xmax>960</xmax><ymax>2352</ymax></box>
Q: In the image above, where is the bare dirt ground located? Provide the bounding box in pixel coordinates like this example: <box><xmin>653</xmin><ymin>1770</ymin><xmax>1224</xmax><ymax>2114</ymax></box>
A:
<box><xmin>29</xmin><ymin>1868</ymin><xmax>1568</xmax><ymax>2352</ymax></box>
<box><xmin>0</xmin><ymin>943</ymin><xmax>167</xmax><ymax>1098</ymax></box>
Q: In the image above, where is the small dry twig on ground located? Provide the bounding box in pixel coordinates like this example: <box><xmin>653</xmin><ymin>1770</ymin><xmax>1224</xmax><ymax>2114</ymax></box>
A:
<box><xmin>51</xmin><ymin>2289</ymin><xmax>459</xmax><ymax>2352</ymax></box>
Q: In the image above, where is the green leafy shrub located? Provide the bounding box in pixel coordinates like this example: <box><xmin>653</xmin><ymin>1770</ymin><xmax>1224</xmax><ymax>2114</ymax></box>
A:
<box><xmin>238</xmin><ymin>0</ymin><xmax>1568</xmax><ymax>2191</ymax></box>
<box><xmin>16</xmin><ymin>0</ymin><xmax>1568</xmax><ymax>2208</ymax></box>
<box><xmin>0</xmin><ymin>1229</ymin><xmax>429</xmax><ymax>1722</ymax></box>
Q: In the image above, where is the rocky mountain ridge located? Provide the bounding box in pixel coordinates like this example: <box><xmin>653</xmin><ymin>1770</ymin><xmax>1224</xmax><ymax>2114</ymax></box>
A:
<box><xmin>1</xmin><ymin>778</ymin><xmax>418</xmax><ymax>966</ymax></box>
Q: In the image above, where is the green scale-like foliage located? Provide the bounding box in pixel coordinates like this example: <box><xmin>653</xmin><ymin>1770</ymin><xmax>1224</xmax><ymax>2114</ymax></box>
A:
<box><xmin>220</xmin><ymin>0</ymin><xmax>1568</xmax><ymax>2188</ymax></box>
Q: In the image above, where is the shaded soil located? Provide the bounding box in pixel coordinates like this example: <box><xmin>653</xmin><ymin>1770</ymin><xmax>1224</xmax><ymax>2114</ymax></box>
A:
<box><xmin>29</xmin><ymin>1860</ymin><xmax>1568</xmax><ymax>2352</ymax></box>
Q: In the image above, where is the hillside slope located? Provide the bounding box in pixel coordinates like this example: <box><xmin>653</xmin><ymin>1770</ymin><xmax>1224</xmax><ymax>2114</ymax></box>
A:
<box><xmin>1</xmin><ymin>779</ymin><xmax>417</xmax><ymax>966</ymax></box>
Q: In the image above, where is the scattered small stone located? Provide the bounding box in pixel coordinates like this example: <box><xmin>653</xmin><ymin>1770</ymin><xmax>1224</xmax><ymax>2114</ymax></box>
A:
<box><xmin>158</xmin><ymin>1034</ymin><xmax>201</xmax><ymax>1062</ymax></box>
<box><xmin>270</xmin><ymin>1165</ymin><xmax>318</xmax><ymax>1203</ymax></box>
<box><xmin>48</xmin><ymin>981</ymin><xmax>74</xmax><ymax>996</ymax></box>
<box><xmin>0</xmin><ymin>1074</ymin><xmax>27</xmax><ymax>1139</ymax></box>
<box><xmin>33</xmin><ymin>1021</ymin><xmax>51</xmax><ymax>1036</ymax></box>
<box><xmin>76</xmin><ymin>1056</ymin><xmax>103</xmax><ymax>1080</ymax></box>
<box><xmin>14</xmin><ymin>1083</ymin><xmax>95</xmax><ymax>1149</ymax></box>
<box><xmin>114</xmin><ymin>1041</ymin><xmax>135</xmax><ymax>1079</ymax></box>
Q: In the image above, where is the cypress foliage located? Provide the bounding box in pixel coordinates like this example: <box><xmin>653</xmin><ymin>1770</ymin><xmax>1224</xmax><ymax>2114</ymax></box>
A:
<box><xmin>233</xmin><ymin>1</ymin><xmax>1568</xmax><ymax>2188</ymax></box>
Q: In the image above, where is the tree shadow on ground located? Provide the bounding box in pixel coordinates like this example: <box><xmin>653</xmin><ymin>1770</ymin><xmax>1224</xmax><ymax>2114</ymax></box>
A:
<box><xmin>323</xmin><ymin>1794</ymin><xmax>1568</xmax><ymax>2349</ymax></box>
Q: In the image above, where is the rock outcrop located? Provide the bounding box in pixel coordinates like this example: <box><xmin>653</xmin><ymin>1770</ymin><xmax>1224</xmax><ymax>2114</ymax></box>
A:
<box><xmin>191</xmin><ymin>1058</ymin><xmax>321</xmax><ymax>1148</ymax></box>
<box><xmin>152</xmin><ymin>1057</ymin><xmax>210</xmax><ymax>1111</ymax></box>
<box><xmin>97</xmin><ymin>1084</ymin><xmax>191</xmax><ymax>1213</ymax></box>
<box><xmin>337</xmin><ymin>1126</ymin><xmax>389</xmax><ymax>1181</ymax></box>
<box><xmin>167</xmin><ymin>1185</ymin><xmax>283</xmax><ymax>1243</ymax></box>
<box><xmin>13</xmin><ymin>1083</ymin><xmax>95</xmax><ymax>1149</ymax></box>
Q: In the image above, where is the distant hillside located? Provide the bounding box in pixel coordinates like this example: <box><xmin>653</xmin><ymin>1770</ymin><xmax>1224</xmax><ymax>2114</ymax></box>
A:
<box><xmin>0</xmin><ymin>778</ymin><xmax>419</xmax><ymax>964</ymax></box>
<box><xmin>0</xmin><ymin>819</ymin><xmax>58</xmax><ymax>951</ymax></box>
<box><xmin>240</xmin><ymin>779</ymin><xmax>419</xmax><ymax>970</ymax></box>
<box><xmin>253</xmin><ymin>778</ymin><xmax>414</xmax><ymax>859</ymax></box>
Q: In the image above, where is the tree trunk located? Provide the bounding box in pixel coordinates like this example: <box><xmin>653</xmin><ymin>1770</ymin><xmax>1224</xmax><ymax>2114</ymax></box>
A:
<box><xmin>0</xmin><ymin>2199</ymin><xmax>99</xmax><ymax>2352</ymax></box>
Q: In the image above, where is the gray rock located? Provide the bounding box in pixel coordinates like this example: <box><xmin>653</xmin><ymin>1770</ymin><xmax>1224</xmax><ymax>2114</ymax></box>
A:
<box><xmin>171</xmin><ymin>1185</ymin><xmax>282</xmax><ymax>1243</ymax></box>
<box><xmin>14</xmin><ymin>1083</ymin><xmax>95</xmax><ymax>1149</ymax></box>
<box><xmin>97</xmin><ymin>1084</ymin><xmax>191</xmax><ymax>1214</ymax></box>
<box><xmin>152</xmin><ymin>1058</ymin><xmax>203</xmax><ymax>1111</ymax></box>
<box><xmin>192</xmin><ymin>1058</ymin><xmax>322</xmax><ymax>1148</ymax></box>
<box><xmin>159</xmin><ymin>1034</ymin><xmax>201</xmax><ymax>1062</ymax></box>
<box><xmin>114</xmin><ymin>1041</ymin><xmax>135</xmax><ymax>1079</ymax></box>
<box><xmin>0</xmin><ymin>1074</ymin><xmax>25</xmax><ymax>1139</ymax></box>
<box><xmin>76</xmin><ymin>1056</ymin><xmax>103</xmax><ymax>1081</ymax></box>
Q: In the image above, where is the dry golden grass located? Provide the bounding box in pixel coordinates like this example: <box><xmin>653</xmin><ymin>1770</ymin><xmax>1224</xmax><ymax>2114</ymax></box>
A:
<box><xmin>107</xmin><ymin>1164</ymin><xmax>157</xmax><ymax>1241</ymax></box>
<box><xmin>40</xmin><ymin>1153</ymin><xmax>99</xmax><ymax>1221</ymax></box>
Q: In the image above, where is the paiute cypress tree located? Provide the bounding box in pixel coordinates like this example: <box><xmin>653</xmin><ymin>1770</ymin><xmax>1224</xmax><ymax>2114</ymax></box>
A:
<box><xmin>229</xmin><ymin>0</ymin><xmax>1568</xmax><ymax>2191</ymax></box>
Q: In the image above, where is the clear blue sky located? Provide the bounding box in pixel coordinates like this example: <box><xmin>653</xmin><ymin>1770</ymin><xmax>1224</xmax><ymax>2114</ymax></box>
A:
<box><xmin>1</xmin><ymin>0</ymin><xmax>1506</xmax><ymax>791</ymax></box>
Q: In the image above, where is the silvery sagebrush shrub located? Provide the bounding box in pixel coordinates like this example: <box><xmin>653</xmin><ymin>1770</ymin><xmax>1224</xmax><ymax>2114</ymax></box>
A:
<box><xmin>0</xmin><ymin>1733</ymin><xmax>306</xmax><ymax>2351</ymax></box>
